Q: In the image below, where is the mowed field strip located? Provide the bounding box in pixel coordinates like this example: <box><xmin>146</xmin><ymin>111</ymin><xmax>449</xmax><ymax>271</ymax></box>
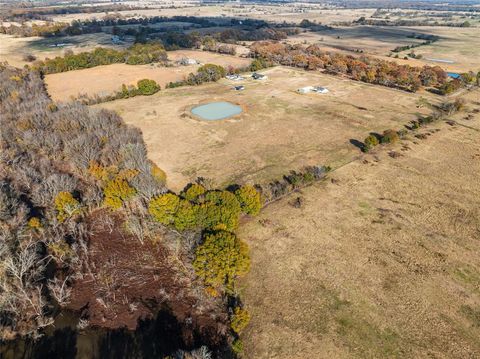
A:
<box><xmin>96</xmin><ymin>66</ymin><xmax>438</xmax><ymax>191</ymax></box>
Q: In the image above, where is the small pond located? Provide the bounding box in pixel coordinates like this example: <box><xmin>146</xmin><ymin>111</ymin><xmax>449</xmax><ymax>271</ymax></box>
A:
<box><xmin>191</xmin><ymin>101</ymin><xmax>242</xmax><ymax>121</ymax></box>
<box><xmin>447</xmin><ymin>72</ymin><xmax>461</xmax><ymax>79</ymax></box>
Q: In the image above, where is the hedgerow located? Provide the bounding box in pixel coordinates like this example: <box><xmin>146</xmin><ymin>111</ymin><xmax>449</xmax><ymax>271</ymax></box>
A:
<box><xmin>34</xmin><ymin>42</ymin><xmax>167</xmax><ymax>74</ymax></box>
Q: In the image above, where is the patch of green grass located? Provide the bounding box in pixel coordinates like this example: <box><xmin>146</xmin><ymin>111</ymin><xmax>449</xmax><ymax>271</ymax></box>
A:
<box><xmin>453</xmin><ymin>265</ymin><xmax>480</xmax><ymax>293</ymax></box>
<box><xmin>460</xmin><ymin>305</ymin><xmax>480</xmax><ymax>328</ymax></box>
<box><xmin>358</xmin><ymin>201</ymin><xmax>375</xmax><ymax>216</ymax></box>
<box><xmin>335</xmin><ymin>312</ymin><xmax>403</xmax><ymax>358</ymax></box>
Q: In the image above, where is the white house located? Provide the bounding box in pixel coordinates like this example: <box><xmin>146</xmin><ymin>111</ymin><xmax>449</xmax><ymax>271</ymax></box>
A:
<box><xmin>297</xmin><ymin>86</ymin><xmax>329</xmax><ymax>94</ymax></box>
<box><xmin>297</xmin><ymin>86</ymin><xmax>314</xmax><ymax>94</ymax></box>
<box><xmin>314</xmin><ymin>86</ymin><xmax>329</xmax><ymax>94</ymax></box>
<box><xmin>226</xmin><ymin>74</ymin><xmax>245</xmax><ymax>81</ymax></box>
<box><xmin>179</xmin><ymin>58</ymin><xmax>198</xmax><ymax>65</ymax></box>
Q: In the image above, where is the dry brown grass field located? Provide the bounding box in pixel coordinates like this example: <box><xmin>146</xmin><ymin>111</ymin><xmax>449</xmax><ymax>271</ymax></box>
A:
<box><xmin>47</xmin><ymin>4</ymin><xmax>374</xmax><ymax>26</ymax></box>
<box><xmin>45</xmin><ymin>63</ymin><xmax>198</xmax><ymax>101</ymax></box>
<box><xmin>239</xmin><ymin>101</ymin><xmax>480</xmax><ymax>358</ymax></box>
<box><xmin>392</xmin><ymin>26</ymin><xmax>480</xmax><ymax>73</ymax></box>
<box><xmin>44</xmin><ymin>50</ymin><xmax>251</xmax><ymax>101</ymax></box>
<box><xmin>288</xmin><ymin>26</ymin><xmax>480</xmax><ymax>73</ymax></box>
<box><xmin>0</xmin><ymin>33</ymin><xmax>133</xmax><ymax>68</ymax></box>
<box><xmin>95</xmin><ymin>66</ymin><xmax>439</xmax><ymax>191</ymax></box>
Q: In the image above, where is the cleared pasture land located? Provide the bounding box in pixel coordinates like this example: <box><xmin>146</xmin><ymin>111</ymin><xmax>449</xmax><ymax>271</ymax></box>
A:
<box><xmin>45</xmin><ymin>63</ymin><xmax>197</xmax><ymax>101</ymax></box>
<box><xmin>392</xmin><ymin>26</ymin><xmax>480</xmax><ymax>73</ymax></box>
<box><xmin>96</xmin><ymin>66</ymin><xmax>436</xmax><ymax>191</ymax></box>
<box><xmin>289</xmin><ymin>26</ymin><xmax>480</xmax><ymax>73</ymax></box>
<box><xmin>0</xmin><ymin>33</ymin><xmax>133</xmax><ymax>68</ymax></box>
<box><xmin>287</xmin><ymin>26</ymin><xmax>428</xmax><ymax>55</ymax></box>
<box><xmin>167</xmin><ymin>49</ymin><xmax>252</xmax><ymax>67</ymax></box>
<box><xmin>240</xmin><ymin>110</ymin><xmax>480</xmax><ymax>358</ymax></box>
<box><xmin>48</xmin><ymin>4</ymin><xmax>374</xmax><ymax>26</ymax></box>
<box><xmin>44</xmin><ymin>50</ymin><xmax>251</xmax><ymax>101</ymax></box>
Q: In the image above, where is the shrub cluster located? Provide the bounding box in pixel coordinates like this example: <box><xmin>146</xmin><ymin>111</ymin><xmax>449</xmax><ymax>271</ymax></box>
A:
<box><xmin>363</xmin><ymin>130</ymin><xmax>400</xmax><ymax>152</ymax></box>
<box><xmin>76</xmin><ymin>79</ymin><xmax>161</xmax><ymax>105</ymax></box>
<box><xmin>149</xmin><ymin>184</ymin><xmax>262</xmax><ymax>233</ymax></box>
<box><xmin>256</xmin><ymin>165</ymin><xmax>330</xmax><ymax>203</ymax></box>
<box><xmin>193</xmin><ymin>230</ymin><xmax>250</xmax><ymax>292</ymax></box>
<box><xmin>166</xmin><ymin>64</ymin><xmax>226</xmax><ymax>88</ymax></box>
<box><xmin>362</xmin><ymin>98</ymin><xmax>467</xmax><ymax>152</ymax></box>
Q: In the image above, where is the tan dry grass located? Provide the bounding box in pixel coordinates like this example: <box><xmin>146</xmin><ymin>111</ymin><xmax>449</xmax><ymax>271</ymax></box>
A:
<box><xmin>287</xmin><ymin>26</ymin><xmax>480</xmax><ymax>73</ymax></box>
<box><xmin>96</xmin><ymin>66</ymin><xmax>438</xmax><ymax>191</ymax></box>
<box><xmin>45</xmin><ymin>63</ymin><xmax>198</xmax><ymax>101</ymax></box>
<box><xmin>44</xmin><ymin>50</ymin><xmax>251</xmax><ymax>101</ymax></box>
<box><xmin>239</xmin><ymin>109</ymin><xmax>480</xmax><ymax>358</ymax></box>
<box><xmin>0</xmin><ymin>33</ymin><xmax>132</xmax><ymax>68</ymax></box>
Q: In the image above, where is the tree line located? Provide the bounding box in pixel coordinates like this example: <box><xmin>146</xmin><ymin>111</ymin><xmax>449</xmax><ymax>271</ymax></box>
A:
<box><xmin>0</xmin><ymin>15</ymin><xmax>219</xmax><ymax>38</ymax></box>
<box><xmin>250</xmin><ymin>41</ymin><xmax>478</xmax><ymax>93</ymax></box>
<box><xmin>0</xmin><ymin>4</ymin><xmax>144</xmax><ymax>22</ymax></box>
<box><xmin>32</xmin><ymin>42</ymin><xmax>167</xmax><ymax>74</ymax></box>
<box><xmin>362</xmin><ymin>97</ymin><xmax>467</xmax><ymax>153</ymax></box>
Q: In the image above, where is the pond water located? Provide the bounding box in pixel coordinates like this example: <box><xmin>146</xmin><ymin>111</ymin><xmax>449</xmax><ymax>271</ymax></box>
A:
<box><xmin>191</xmin><ymin>101</ymin><xmax>242</xmax><ymax>121</ymax></box>
<box><xmin>447</xmin><ymin>72</ymin><xmax>461</xmax><ymax>79</ymax></box>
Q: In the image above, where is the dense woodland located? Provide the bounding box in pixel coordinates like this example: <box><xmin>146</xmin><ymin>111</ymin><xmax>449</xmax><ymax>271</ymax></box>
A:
<box><xmin>0</xmin><ymin>64</ymin><xmax>268</xmax><ymax>356</ymax></box>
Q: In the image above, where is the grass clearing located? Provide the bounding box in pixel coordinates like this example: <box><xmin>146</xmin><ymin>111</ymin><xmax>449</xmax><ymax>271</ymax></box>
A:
<box><xmin>239</xmin><ymin>111</ymin><xmax>480</xmax><ymax>358</ymax></box>
<box><xmin>44</xmin><ymin>50</ymin><xmax>251</xmax><ymax>101</ymax></box>
<box><xmin>0</xmin><ymin>33</ymin><xmax>133</xmax><ymax>68</ymax></box>
<box><xmin>95</xmin><ymin>66</ymin><xmax>436</xmax><ymax>191</ymax></box>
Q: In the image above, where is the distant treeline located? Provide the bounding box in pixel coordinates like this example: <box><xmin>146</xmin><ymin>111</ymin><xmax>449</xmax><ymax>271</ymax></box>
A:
<box><xmin>0</xmin><ymin>4</ymin><xmax>145</xmax><ymax>21</ymax></box>
<box><xmin>392</xmin><ymin>33</ymin><xmax>439</xmax><ymax>53</ymax></box>
<box><xmin>0</xmin><ymin>13</ymin><xmax>300</xmax><ymax>44</ymax></box>
<box><xmin>351</xmin><ymin>17</ymin><xmax>473</xmax><ymax>27</ymax></box>
<box><xmin>250</xmin><ymin>41</ymin><xmax>477</xmax><ymax>93</ymax></box>
<box><xmin>0</xmin><ymin>15</ymin><xmax>218</xmax><ymax>37</ymax></box>
<box><xmin>33</xmin><ymin>42</ymin><xmax>167</xmax><ymax>74</ymax></box>
<box><xmin>325</xmin><ymin>0</ymin><xmax>480</xmax><ymax>12</ymax></box>
<box><xmin>150</xmin><ymin>27</ymin><xmax>293</xmax><ymax>51</ymax></box>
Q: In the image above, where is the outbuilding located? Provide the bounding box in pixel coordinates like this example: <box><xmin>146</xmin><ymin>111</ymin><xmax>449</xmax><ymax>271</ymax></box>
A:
<box><xmin>297</xmin><ymin>86</ymin><xmax>329</xmax><ymax>94</ymax></box>
<box><xmin>179</xmin><ymin>58</ymin><xmax>198</xmax><ymax>65</ymax></box>
<box><xmin>252</xmin><ymin>72</ymin><xmax>267</xmax><ymax>80</ymax></box>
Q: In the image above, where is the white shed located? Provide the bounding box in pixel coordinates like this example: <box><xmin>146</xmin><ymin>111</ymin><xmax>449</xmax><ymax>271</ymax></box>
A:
<box><xmin>297</xmin><ymin>86</ymin><xmax>314</xmax><ymax>94</ymax></box>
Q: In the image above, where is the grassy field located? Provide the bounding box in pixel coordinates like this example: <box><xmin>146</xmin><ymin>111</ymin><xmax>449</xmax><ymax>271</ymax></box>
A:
<box><xmin>288</xmin><ymin>26</ymin><xmax>480</xmax><ymax>73</ymax></box>
<box><xmin>239</xmin><ymin>103</ymin><xmax>480</xmax><ymax>358</ymax></box>
<box><xmin>287</xmin><ymin>26</ymin><xmax>428</xmax><ymax>54</ymax></box>
<box><xmin>393</xmin><ymin>26</ymin><xmax>480</xmax><ymax>73</ymax></box>
<box><xmin>47</xmin><ymin>4</ymin><xmax>374</xmax><ymax>26</ymax></box>
<box><xmin>96</xmin><ymin>66</ymin><xmax>438</xmax><ymax>191</ymax></box>
<box><xmin>44</xmin><ymin>50</ymin><xmax>251</xmax><ymax>101</ymax></box>
<box><xmin>45</xmin><ymin>63</ymin><xmax>198</xmax><ymax>101</ymax></box>
<box><xmin>0</xmin><ymin>33</ymin><xmax>133</xmax><ymax>68</ymax></box>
